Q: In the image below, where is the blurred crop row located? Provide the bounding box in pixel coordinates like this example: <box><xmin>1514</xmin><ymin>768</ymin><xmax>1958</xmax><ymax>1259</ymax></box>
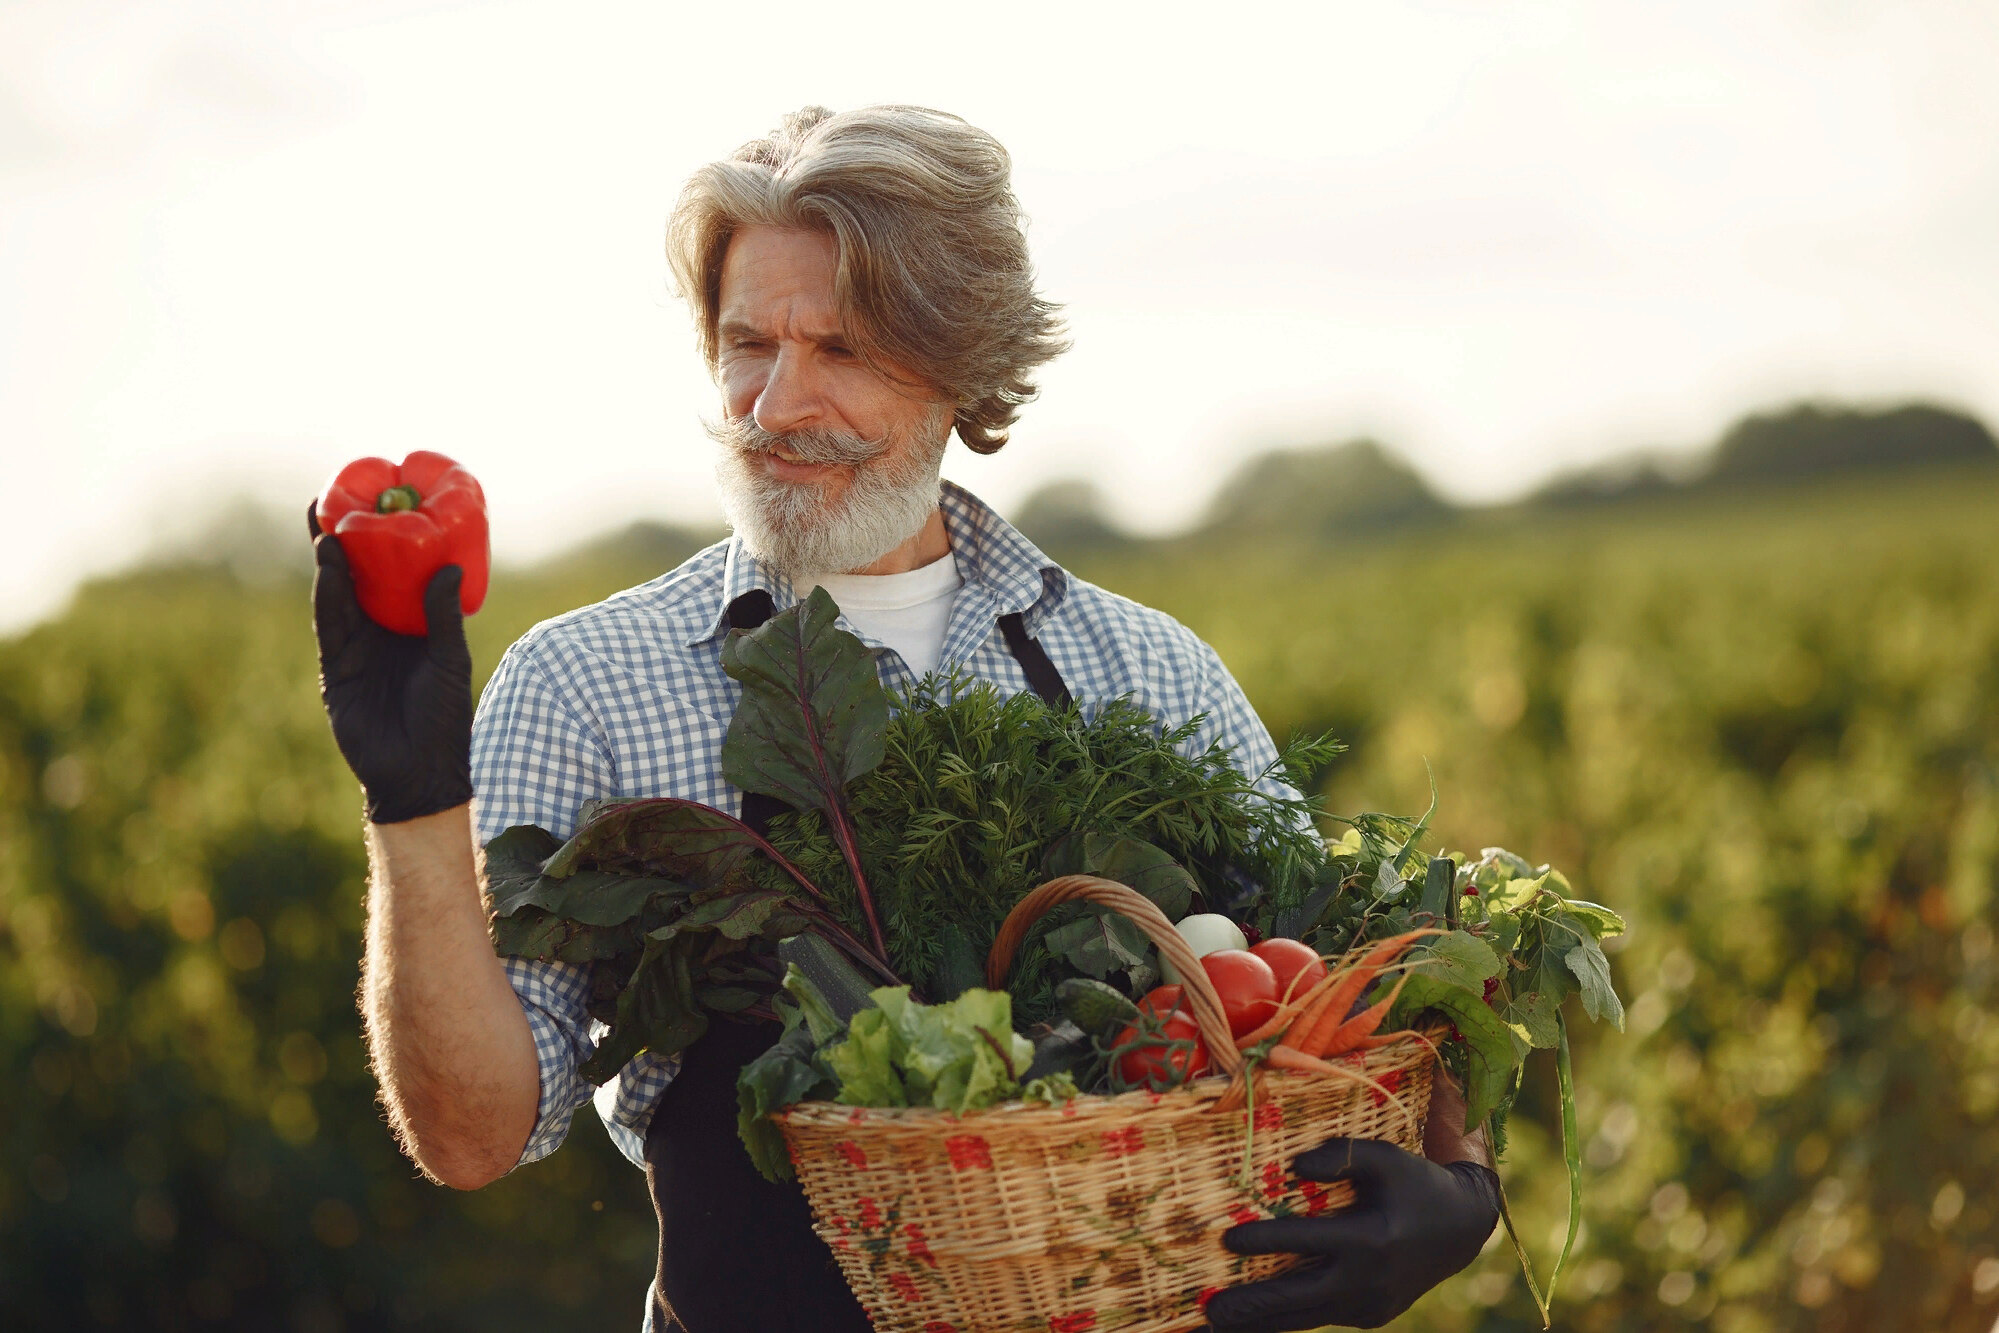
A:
<box><xmin>2</xmin><ymin>466</ymin><xmax>1995</xmax><ymax>1330</ymax></box>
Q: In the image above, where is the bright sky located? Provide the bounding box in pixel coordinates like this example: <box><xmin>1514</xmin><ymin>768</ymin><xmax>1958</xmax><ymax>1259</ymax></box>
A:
<box><xmin>5</xmin><ymin>0</ymin><xmax>1997</xmax><ymax>632</ymax></box>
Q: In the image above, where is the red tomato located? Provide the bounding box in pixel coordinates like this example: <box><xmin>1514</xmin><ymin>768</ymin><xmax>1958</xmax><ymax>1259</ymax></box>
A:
<box><xmin>1114</xmin><ymin>986</ymin><xmax>1210</xmax><ymax>1088</ymax></box>
<box><xmin>1251</xmin><ymin>937</ymin><xmax>1329</xmax><ymax>1006</ymax></box>
<box><xmin>1200</xmin><ymin>950</ymin><xmax>1281</xmax><ymax>1038</ymax></box>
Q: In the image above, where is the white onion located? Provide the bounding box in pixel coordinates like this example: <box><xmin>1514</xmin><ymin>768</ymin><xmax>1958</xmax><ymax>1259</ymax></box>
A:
<box><xmin>1157</xmin><ymin>913</ymin><xmax>1249</xmax><ymax>984</ymax></box>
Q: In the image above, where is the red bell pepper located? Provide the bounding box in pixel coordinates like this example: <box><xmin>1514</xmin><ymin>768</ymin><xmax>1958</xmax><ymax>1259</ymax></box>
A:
<box><xmin>315</xmin><ymin>451</ymin><xmax>490</xmax><ymax>636</ymax></box>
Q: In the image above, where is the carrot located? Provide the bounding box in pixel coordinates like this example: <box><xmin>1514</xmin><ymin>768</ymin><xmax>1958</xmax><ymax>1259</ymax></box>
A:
<box><xmin>1233</xmin><ymin>969</ymin><xmax>1339</xmax><ymax>1050</ymax></box>
<box><xmin>1264</xmin><ymin>1043</ymin><xmax>1344</xmax><ymax>1075</ymax></box>
<box><xmin>1316</xmin><ymin>969</ymin><xmax>1417</xmax><ymax>1057</ymax></box>
<box><xmin>1289</xmin><ymin>928</ymin><xmax>1437</xmax><ymax>1055</ymax></box>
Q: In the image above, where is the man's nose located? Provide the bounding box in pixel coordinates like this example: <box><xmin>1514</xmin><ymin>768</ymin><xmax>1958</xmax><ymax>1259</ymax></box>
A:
<box><xmin>752</xmin><ymin>345</ymin><xmax>826</xmax><ymax>436</ymax></box>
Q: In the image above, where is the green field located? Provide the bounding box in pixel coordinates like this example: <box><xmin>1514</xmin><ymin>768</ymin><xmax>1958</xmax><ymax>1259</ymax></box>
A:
<box><xmin>3</xmin><ymin>467</ymin><xmax>1996</xmax><ymax>1330</ymax></box>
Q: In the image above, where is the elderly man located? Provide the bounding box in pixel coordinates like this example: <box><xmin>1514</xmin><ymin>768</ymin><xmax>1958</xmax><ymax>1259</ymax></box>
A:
<box><xmin>310</xmin><ymin>105</ymin><xmax>1499</xmax><ymax>1332</ymax></box>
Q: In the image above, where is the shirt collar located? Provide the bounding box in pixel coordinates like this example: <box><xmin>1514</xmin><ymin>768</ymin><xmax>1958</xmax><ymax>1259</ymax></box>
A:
<box><xmin>686</xmin><ymin>479</ymin><xmax>1067</xmax><ymax>647</ymax></box>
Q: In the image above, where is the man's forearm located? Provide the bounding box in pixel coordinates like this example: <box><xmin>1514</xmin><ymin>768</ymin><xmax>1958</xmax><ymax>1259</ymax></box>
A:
<box><xmin>361</xmin><ymin>804</ymin><xmax>541</xmax><ymax>1189</ymax></box>
<box><xmin>1423</xmin><ymin>1065</ymin><xmax>1494</xmax><ymax>1169</ymax></box>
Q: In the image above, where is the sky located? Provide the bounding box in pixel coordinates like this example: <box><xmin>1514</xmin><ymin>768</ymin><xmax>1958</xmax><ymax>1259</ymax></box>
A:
<box><xmin>4</xmin><ymin>0</ymin><xmax>1998</xmax><ymax>633</ymax></box>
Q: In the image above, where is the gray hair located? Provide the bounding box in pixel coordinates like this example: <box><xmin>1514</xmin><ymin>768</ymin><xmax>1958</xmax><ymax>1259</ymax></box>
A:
<box><xmin>665</xmin><ymin>105</ymin><xmax>1072</xmax><ymax>454</ymax></box>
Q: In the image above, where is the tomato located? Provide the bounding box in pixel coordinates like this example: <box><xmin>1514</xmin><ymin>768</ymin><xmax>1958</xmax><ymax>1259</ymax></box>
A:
<box><xmin>1113</xmin><ymin>986</ymin><xmax>1210</xmax><ymax>1088</ymax></box>
<box><xmin>1200</xmin><ymin>950</ymin><xmax>1281</xmax><ymax>1038</ymax></box>
<box><xmin>1251</xmin><ymin>937</ymin><xmax>1329</xmax><ymax>1006</ymax></box>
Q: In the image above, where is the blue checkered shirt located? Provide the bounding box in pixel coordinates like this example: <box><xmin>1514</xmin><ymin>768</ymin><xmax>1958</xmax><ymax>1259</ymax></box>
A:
<box><xmin>470</xmin><ymin>480</ymin><xmax>1299</xmax><ymax>1170</ymax></box>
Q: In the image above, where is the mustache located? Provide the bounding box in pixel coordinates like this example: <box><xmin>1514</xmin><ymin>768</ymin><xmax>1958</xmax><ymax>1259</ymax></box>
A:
<box><xmin>702</xmin><ymin>414</ymin><xmax>891</xmax><ymax>466</ymax></box>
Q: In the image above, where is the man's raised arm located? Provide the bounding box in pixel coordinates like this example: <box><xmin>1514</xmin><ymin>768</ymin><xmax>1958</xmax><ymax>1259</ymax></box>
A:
<box><xmin>309</xmin><ymin>509</ymin><xmax>539</xmax><ymax>1189</ymax></box>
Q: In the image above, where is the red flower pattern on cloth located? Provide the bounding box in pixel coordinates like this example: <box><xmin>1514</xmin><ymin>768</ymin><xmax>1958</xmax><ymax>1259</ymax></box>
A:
<box><xmin>858</xmin><ymin>1196</ymin><xmax>884</xmax><ymax>1229</ymax></box>
<box><xmin>1100</xmin><ymin>1126</ymin><xmax>1146</xmax><ymax>1158</ymax></box>
<box><xmin>1253</xmin><ymin>1103</ymin><xmax>1285</xmax><ymax>1130</ymax></box>
<box><xmin>944</xmin><ymin>1135</ymin><xmax>992</xmax><ymax>1171</ymax></box>
<box><xmin>1299</xmin><ymin>1180</ymin><xmax>1332</xmax><ymax>1216</ymax></box>
<box><xmin>923</xmin><ymin>1323</ymin><xmax>957</xmax><ymax>1333</ymax></box>
<box><xmin>1369</xmin><ymin>1067</ymin><xmax>1408</xmax><ymax>1107</ymax></box>
<box><xmin>1230</xmin><ymin>1205</ymin><xmax>1261</xmax><ymax>1226</ymax></box>
<box><xmin>888</xmin><ymin>1272</ymin><xmax>921</xmax><ymax>1303</ymax></box>
<box><xmin>1196</xmin><ymin>1286</ymin><xmax>1223</xmax><ymax>1309</ymax></box>
<box><xmin>836</xmin><ymin>1139</ymin><xmax>869</xmax><ymax>1168</ymax></box>
<box><xmin>1049</xmin><ymin>1312</ymin><xmax>1097</xmax><ymax>1332</ymax></box>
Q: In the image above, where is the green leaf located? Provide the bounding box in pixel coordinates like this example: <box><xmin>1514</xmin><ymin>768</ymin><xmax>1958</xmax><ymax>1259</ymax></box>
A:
<box><xmin>652</xmin><ymin>888</ymin><xmax>808</xmax><ymax>943</ymax></box>
<box><xmin>1420</xmin><ymin>854</ymin><xmax>1456</xmax><ymax>922</ymax></box>
<box><xmin>490</xmin><ymin>909</ymin><xmax>641</xmax><ymax>965</ymax></box>
<box><xmin>483</xmin><ymin>825</ymin><xmax>561</xmax><ymax>898</ymax></box>
<box><xmin>829</xmin><ymin>1003</ymin><xmax>909</xmax><ymax>1108</ymax></box>
<box><xmin>695</xmin><ymin>986</ymin><xmax>763</xmax><ymax>1013</ymax></box>
<box><xmin>1372</xmin><ymin>857</ymin><xmax>1408</xmax><ymax>902</ymax></box>
<box><xmin>1388</xmin><ymin>972</ymin><xmax>1516</xmax><ymax>1127</ymax></box>
<box><xmin>1484</xmin><ymin>874</ymin><xmax>1545</xmax><ymax>914</ymax></box>
<box><xmin>540</xmin><ymin>797</ymin><xmax>777</xmax><ymax>891</ymax></box>
<box><xmin>1042</xmin><ymin>910</ymin><xmax>1151</xmax><ymax>980</ymax></box>
<box><xmin>503</xmin><ymin>869</ymin><xmax>684</xmax><ymax>928</ymax></box>
<box><xmin>580</xmin><ymin>936</ymin><xmax>711</xmax><ymax>1082</ymax></box>
<box><xmin>1511</xmin><ymin>919</ymin><xmax>1575</xmax><ymax>1039</ymax></box>
<box><xmin>736</xmin><ymin>1015</ymin><xmax>839</xmax><ymax>1182</ymax></box>
<box><xmin>1415</xmin><ymin>930</ymin><xmax>1502</xmax><ymax>991</ymax></box>
<box><xmin>1500</xmin><ymin>988</ymin><xmax>1561</xmax><ymax>1055</ymax></box>
<box><xmin>720</xmin><ymin>586</ymin><xmax>888</xmax><ymax>826</ymax></box>
<box><xmin>1563</xmin><ymin>938</ymin><xmax>1626</xmax><ymax>1030</ymax></box>
<box><xmin>1043</xmin><ymin>833</ymin><xmax>1197</xmax><ymax>921</ymax></box>
<box><xmin>1557</xmin><ymin>898</ymin><xmax>1627</xmax><ymax>940</ymax></box>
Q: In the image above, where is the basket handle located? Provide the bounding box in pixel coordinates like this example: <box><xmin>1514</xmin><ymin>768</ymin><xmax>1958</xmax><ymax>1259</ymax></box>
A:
<box><xmin>985</xmin><ymin>875</ymin><xmax>1244</xmax><ymax>1078</ymax></box>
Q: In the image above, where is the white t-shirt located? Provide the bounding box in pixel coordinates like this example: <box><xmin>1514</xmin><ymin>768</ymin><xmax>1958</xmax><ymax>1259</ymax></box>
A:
<box><xmin>800</xmin><ymin>551</ymin><xmax>964</xmax><ymax>678</ymax></box>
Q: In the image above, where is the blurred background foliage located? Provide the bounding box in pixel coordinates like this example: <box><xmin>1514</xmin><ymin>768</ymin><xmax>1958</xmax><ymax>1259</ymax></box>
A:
<box><xmin>2</xmin><ymin>400</ymin><xmax>1996</xmax><ymax>1330</ymax></box>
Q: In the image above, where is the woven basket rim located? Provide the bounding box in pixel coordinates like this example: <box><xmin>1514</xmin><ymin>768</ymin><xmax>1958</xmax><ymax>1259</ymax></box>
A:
<box><xmin>774</xmin><ymin>1023</ymin><xmax>1448</xmax><ymax>1129</ymax></box>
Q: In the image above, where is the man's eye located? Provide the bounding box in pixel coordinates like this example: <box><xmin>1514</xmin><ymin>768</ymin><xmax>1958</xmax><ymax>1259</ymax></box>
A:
<box><xmin>825</xmin><ymin>345</ymin><xmax>853</xmax><ymax>359</ymax></box>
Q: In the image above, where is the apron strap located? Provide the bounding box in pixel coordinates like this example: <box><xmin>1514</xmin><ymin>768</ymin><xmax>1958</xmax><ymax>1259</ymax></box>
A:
<box><xmin>997</xmin><ymin>610</ymin><xmax>1074</xmax><ymax>711</ymax></box>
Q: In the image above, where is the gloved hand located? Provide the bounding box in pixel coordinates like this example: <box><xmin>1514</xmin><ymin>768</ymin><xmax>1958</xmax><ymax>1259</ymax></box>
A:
<box><xmin>1205</xmin><ymin>1138</ymin><xmax>1501</xmax><ymax>1332</ymax></box>
<box><xmin>309</xmin><ymin>501</ymin><xmax>475</xmax><ymax>824</ymax></box>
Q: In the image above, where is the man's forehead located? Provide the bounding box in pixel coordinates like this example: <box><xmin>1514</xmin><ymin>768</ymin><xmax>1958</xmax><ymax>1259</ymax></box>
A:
<box><xmin>717</xmin><ymin>226</ymin><xmax>847</xmax><ymax>341</ymax></box>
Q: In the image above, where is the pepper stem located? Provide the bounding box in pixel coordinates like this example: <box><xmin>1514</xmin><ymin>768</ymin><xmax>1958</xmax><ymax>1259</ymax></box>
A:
<box><xmin>375</xmin><ymin>484</ymin><xmax>422</xmax><ymax>513</ymax></box>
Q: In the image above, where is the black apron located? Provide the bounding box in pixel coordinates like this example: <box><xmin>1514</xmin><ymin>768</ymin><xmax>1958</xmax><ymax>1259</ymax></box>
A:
<box><xmin>646</xmin><ymin>590</ymin><xmax>1072</xmax><ymax>1332</ymax></box>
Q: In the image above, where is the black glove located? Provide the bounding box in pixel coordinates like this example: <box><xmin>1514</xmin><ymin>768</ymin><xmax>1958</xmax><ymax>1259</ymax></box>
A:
<box><xmin>309</xmin><ymin>501</ymin><xmax>475</xmax><ymax>824</ymax></box>
<box><xmin>1205</xmin><ymin>1138</ymin><xmax>1501</xmax><ymax>1332</ymax></box>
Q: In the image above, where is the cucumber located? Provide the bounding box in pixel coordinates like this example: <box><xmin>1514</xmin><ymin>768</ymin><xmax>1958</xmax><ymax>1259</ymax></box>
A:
<box><xmin>1056</xmin><ymin>977</ymin><xmax>1141</xmax><ymax>1038</ymax></box>
<box><xmin>777</xmin><ymin>933</ymin><xmax>878</xmax><ymax>1024</ymax></box>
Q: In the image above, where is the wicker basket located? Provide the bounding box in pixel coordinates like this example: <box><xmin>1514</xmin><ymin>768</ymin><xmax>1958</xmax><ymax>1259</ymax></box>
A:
<box><xmin>774</xmin><ymin>875</ymin><xmax>1439</xmax><ymax>1333</ymax></box>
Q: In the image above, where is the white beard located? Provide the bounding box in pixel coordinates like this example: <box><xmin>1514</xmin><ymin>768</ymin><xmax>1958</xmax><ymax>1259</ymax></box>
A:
<box><xmin>708</xmin><ymin>407</ymin><xmax>951</xmax><ymax>577</ymax></box>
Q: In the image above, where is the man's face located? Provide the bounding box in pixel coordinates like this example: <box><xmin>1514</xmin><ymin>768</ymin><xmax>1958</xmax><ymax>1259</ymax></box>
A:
<box><xmin>707</xmin><ymin>225</ymin><xmax>954</xmax><ymax>575</ymax></box>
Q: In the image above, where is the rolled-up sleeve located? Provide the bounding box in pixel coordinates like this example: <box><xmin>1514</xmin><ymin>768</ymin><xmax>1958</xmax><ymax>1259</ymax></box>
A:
<box><xmin>471</xmin><ymin>635</ymin><xmax>627</xmax><ymax>1169</ymax></box>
